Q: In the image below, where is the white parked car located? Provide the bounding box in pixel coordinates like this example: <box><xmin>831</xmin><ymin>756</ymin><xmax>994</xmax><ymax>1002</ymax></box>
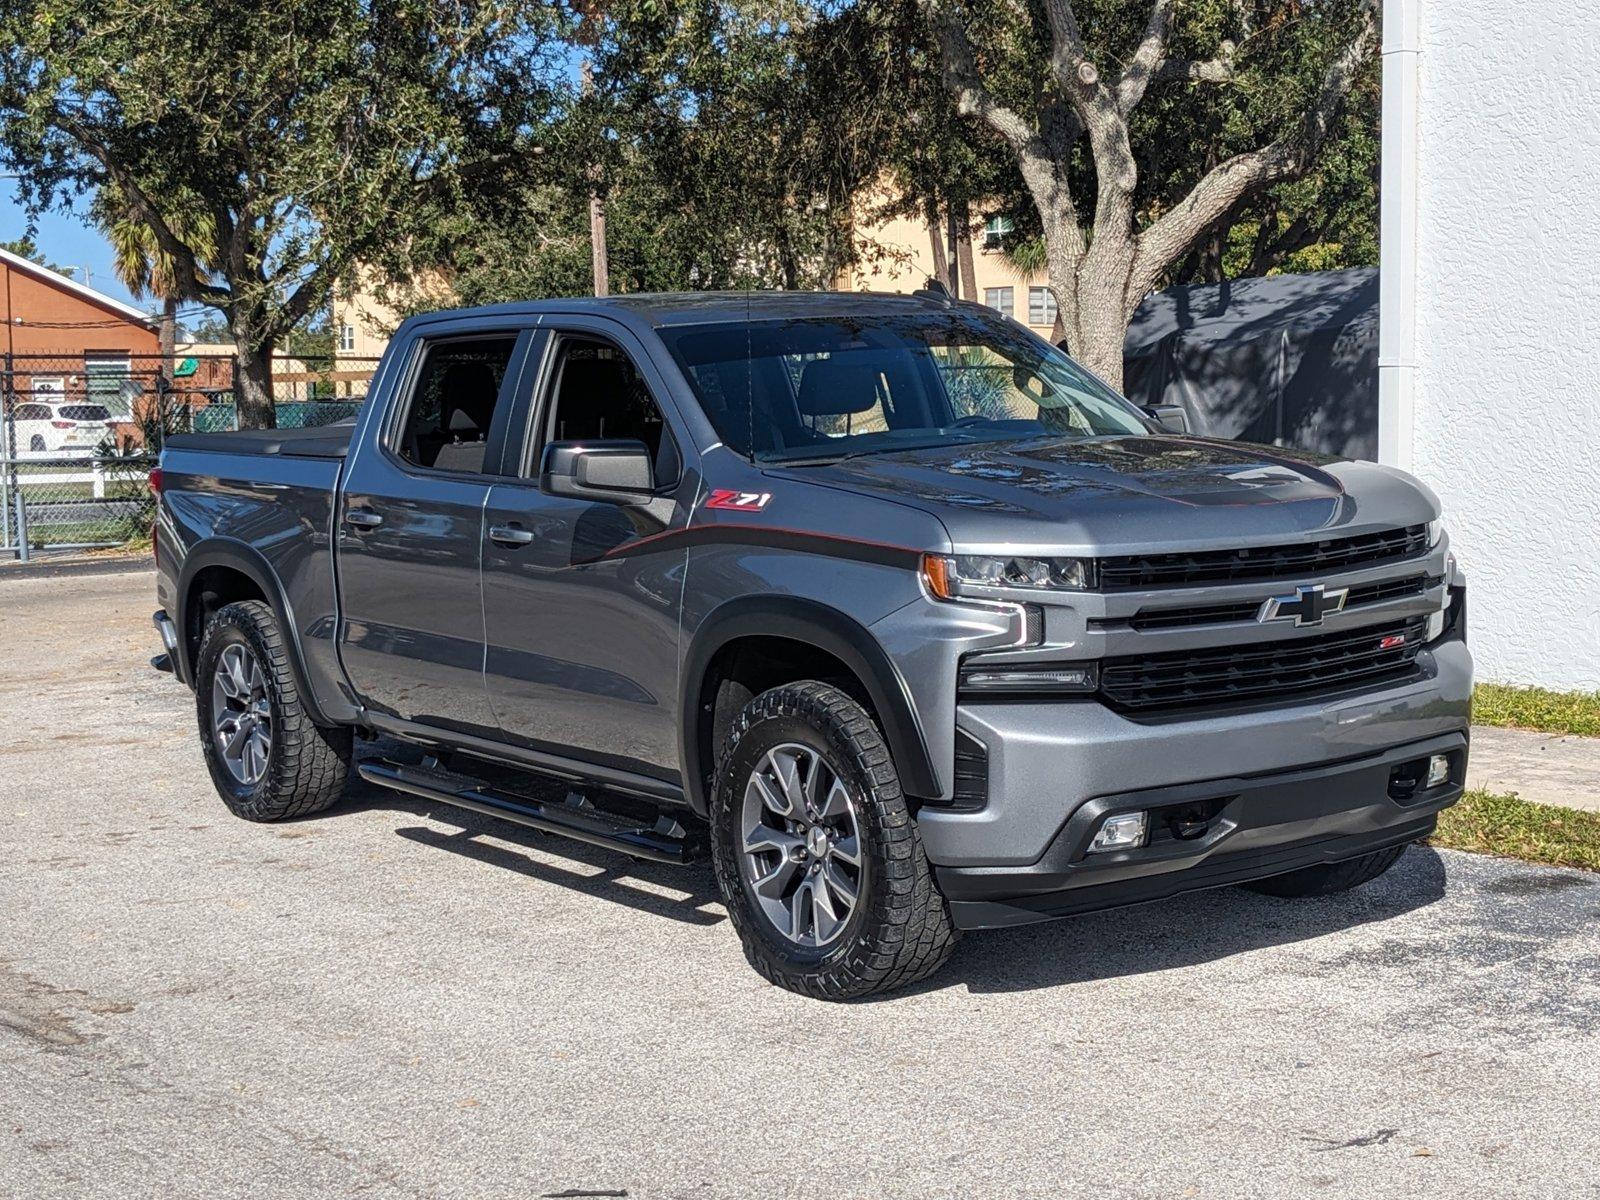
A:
<box><xmin>12</xmin><ymin>401</ymin><xmax>113</xmax><ymax>458</ymax></box>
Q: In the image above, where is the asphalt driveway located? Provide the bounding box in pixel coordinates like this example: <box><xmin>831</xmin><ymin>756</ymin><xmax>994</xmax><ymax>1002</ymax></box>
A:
<box><xmin>2</xmin><ymin>568</ymin><xmax>1597</xmax><ymax>1199</ymax></box>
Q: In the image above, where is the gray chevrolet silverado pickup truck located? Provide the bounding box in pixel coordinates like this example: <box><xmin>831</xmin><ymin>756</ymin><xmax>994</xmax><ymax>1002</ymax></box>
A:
<box><xmin>152</xmin><ymin>290</ymin><xmax>1470</xmax><ymax>999</ymax></box>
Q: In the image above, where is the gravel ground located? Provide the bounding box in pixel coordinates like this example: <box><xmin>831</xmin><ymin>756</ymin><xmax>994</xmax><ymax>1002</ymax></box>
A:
<box><xmin>3</xmin><ymin>568</ymin><xmax>1599</xmax><ymax>1200</ymax></box>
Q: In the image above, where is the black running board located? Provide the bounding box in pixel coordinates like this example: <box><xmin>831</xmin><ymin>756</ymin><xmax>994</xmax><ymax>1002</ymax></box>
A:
<box><xmin>357</xmin><ymin>759</ymin><xmax>702</xmax><ymax>865</ymax></box>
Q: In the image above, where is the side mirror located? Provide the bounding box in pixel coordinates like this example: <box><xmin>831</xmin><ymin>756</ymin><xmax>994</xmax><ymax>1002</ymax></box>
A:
<box><xmin>1141</xmin><ymin>403</ymin><xmax>1190</xmax><ymax>435</ymax></box>
<box><xmin>540</xmin><ymin>439</ymin><xmax>656</xmax><ymax>505</ymax></box>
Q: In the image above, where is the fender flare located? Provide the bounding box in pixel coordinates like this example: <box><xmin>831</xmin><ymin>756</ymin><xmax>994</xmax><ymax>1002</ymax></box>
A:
<box><xmin>679</xmin><ymin>595</ymin><xmax>940</xmax><ymax>816</ymax></box>
<box><xmin>175</xmin><ymin>538</ymin><xmax>342</xmax><ymax>727</ymax></box>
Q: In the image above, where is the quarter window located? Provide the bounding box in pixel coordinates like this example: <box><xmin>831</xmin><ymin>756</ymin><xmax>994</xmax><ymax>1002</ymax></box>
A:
<box><xmin>394</xmin><ymin>335</ymin><xmax>516</xmax><ymax>473</ymax></box>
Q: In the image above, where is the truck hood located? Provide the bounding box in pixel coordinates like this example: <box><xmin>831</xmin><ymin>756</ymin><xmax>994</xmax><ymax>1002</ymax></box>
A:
<box><xmin>772</xmin><ymin>435</ymin><xmax>1438</xmax><ymax>554</ymax></box>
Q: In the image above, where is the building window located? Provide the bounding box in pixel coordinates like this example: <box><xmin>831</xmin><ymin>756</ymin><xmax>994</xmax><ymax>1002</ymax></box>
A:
<box><xmin>982</xmin><ymin>216</ymin><xmax>1014</xmax><ymax>251</ymax></box>
<box><xmin>338</xmin><ymin>324</ymin><xmax>356</xmax><ymax>353</ymax></box>
<box><xmin>984</xmin><ymin>287</ymin><xmax>1014</xmax><ymax>318</ymax></box>
<box><xmin>1028</xmin><ymin>286</ymin><xmax>1059</xmax><ymax>327</ymax></box>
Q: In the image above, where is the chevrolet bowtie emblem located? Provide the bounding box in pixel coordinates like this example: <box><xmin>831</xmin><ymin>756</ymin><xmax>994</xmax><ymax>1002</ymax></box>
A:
<box><xmin>1257</xmin><ymin>583</ymin><xmax>1349</xmax><ymax>627</ymax></box>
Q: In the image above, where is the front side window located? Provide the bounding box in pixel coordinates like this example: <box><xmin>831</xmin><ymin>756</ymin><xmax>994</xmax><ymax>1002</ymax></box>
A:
<box><xmin>659</xmin><ymin>311</ymin><xmax>1147</xmax><ymax>463</ymax></box>
<box><xmin>394</xmin><ymin>335</ymin><xmax>516</xmax><ymax>473</ymax></box>
<box><xmin>540</xmin><ymin>336</ymin><xmax>676</xmax><ymax>479</ymax></box>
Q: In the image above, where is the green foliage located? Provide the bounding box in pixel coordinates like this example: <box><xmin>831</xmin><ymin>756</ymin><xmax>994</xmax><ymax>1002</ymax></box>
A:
<box><xmin>1474</xmin><ymin>684</ymin><xmax>1600</xmax><ymax>740</ymax></box>
<box><xmin>0</xmin><ymin>0</ymin><xmax>565</xmax><ymax>423</ymax></box>
<box><xmin>1433</xmin><ymin>790</ymin><xmax>1600</xmax><ymax>873</ymax></box>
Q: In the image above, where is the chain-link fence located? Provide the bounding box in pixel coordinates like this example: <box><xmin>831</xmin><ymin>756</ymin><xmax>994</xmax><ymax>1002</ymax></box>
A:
<box><xmin>1</xmin><ymin>351</ymin><xmax>380</xmax><ymax>556</ymax></box>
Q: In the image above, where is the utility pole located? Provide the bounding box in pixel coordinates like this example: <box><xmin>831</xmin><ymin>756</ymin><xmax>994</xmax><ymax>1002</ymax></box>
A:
<box><xmin>581</xmin><ymin>57</ymin><xmax>609</xmax><ymax>298</ymax></box>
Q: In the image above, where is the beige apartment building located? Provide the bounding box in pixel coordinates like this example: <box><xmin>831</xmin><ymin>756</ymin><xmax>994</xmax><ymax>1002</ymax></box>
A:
<box><xmin>333</xmin><ymin>203</ymin><xmax>1053</xmax><ymax>366</ymax></box>
<box><xmin>833</xmin><ymin>206</ymin><xmax>1058</xmax><ymax>337</ymax></box>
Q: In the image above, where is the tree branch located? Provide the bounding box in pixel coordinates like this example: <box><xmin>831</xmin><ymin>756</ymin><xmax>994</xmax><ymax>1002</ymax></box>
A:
<box><xmin>1151</xmin><ymin>50</ymin><xmax>1237</xmax><ymax>86</ymax></box>
<box><xmin>1128</xmin><ymin>0</ymin><xmax>1377</xmax><ymax>304</ymax></box>
<box><xmin>1116</xmin><ymin>0</ymin><xmax>1176</xmax><ymax>114</ymax></box>
<box><xmin>55</xmin><ymin>113</ymin><xmax>231</xmax><ymax>307</ymax></box>
<box><xmin>917</xmin><ymin>1</ymin><xmax>1037</xmax><ymax>153</ymax></box>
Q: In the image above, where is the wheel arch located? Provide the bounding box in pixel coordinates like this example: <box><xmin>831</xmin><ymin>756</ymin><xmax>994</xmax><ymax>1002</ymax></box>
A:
<box><xmin>176</xmin><ymin>539</ymin><xmax>337</xmax><ymax>727</ymax></box>
<box><xmin>680</xmin><ymin>596</ymin><xmax>939</xmax><ymax>817</ymax></box>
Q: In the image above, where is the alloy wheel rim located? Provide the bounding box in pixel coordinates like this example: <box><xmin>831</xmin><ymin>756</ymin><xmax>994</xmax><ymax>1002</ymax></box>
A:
<box><xmin>212</xmin><ymin>643</ymin><xmax>272</xmax><ymax>786</ymax></box>
<box><xmin>739</xmin><ymin>743</ymin><xmax>863</xmax><ymax>950</ymax></box>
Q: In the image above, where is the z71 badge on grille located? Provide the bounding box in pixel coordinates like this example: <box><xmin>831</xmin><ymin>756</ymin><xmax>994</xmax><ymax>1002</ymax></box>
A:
<box><xmin>704</xmin><ymin>489</ymin><xmax>772</xmax><ymax>512</ymax></box>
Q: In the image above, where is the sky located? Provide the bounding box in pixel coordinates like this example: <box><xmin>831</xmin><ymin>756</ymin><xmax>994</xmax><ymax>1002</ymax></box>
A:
<box><xmin>3</xmin><ymin>176</ymin><xmax>146</xmax><ymax>310</ymax></box>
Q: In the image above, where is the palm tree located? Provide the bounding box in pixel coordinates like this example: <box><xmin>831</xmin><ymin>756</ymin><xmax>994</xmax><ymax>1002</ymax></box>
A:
<box><xmin>92</xmin><ymin>185</ymin><xmax>218</xmax><ymax>442</ymax></box>
<box><xmin>93</xmin><ymin>184</ymin><xmax>218</xmax><ymax>385</ymax></box>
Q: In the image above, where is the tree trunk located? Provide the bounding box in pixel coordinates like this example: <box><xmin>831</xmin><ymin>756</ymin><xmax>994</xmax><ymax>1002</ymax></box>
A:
<box><xmin>1071</xmin><ymin>291</ymin><xmax>1131</xmax><ymax>393</ymax></box>
<box><xmin>233</xmin><ymin>339</ymin><xmax>276</xmax><ymax>430</ymax></box>
<box><xmin>158</xmin><ymin>297</ymin><xmax>176</xmax><ymax>386</ymax></box>
<box><xmin>924</xmin><ymin>206</ymin><xmax>951</xmax><ymax>290</ymax></box>
<box><xmin>952</xmin><ymin>196</ymin><xmax>978</xmax><ymax>302</ymax></box>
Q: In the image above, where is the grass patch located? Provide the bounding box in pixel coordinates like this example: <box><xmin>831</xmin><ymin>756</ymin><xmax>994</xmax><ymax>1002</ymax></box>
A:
<box><xmin>1474</xmin><ymin>683</ymin><xmax>1600</xmax><ymax>738</ymax></box>
<box><xmin>1431</xmin><ymin>789</ymin><xmax>1600</xmax><ymax>872</ymax></box>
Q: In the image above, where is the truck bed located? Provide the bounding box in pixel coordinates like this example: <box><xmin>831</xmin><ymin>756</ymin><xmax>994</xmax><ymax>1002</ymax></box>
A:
<box><xmin>164</xmin><ymin>420</ymin><xmax>355</xmax><ymax>459</ymax></box>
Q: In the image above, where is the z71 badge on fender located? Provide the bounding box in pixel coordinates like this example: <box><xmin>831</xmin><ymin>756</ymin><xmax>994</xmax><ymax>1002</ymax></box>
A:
<box><xmin>704</xmin><ymin>489</ymin><xmax>772</xmax><ymax>512</ymax></box>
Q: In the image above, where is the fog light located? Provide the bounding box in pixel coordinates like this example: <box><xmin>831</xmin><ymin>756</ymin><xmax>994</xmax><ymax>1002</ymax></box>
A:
<box><xmin>1426</xmin><ymin>754</ymin><xmax>1451</xmax><ymax>788</ymax></box>
<box><xmin>1089</xmin><ymin>811</ymin><xmax>1148</xmax><ymax>853</ymax></box>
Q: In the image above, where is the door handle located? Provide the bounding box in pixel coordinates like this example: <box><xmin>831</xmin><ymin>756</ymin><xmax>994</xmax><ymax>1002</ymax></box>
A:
<box><xmin>488</xmin><ymin>524</ymin><xmax>536</xmax><ymax>547</ymax></box>
<box><xmin>344</xmin><ymin>508</ymin><xmax>384</xmax><ymax>530</ymax></box>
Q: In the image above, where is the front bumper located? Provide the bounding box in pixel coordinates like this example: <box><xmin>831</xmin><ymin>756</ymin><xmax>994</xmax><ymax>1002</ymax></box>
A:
<box><xmin>939</xmin><ymin>732</ymin><xmax>1464</xmax><ymax>929</ymax></box>
<box><xmin>918</xmin><ymin>634</ymin><xmax>1472</xmax><ymax>929</ymax></box>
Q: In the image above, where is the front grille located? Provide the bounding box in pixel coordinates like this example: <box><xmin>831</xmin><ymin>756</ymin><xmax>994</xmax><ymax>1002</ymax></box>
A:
<box><xmin>1099</xmin><ymin>525</ymin><xmax>1428</xmax><ymax>591</ymax></box>
<box><xmin>1099</xmin><ymin>617</ymin><xmax>1428</xmax><ymax>713</ymax></box>
<box><xmin>1126</xmin><ymin>574</ymin><xmax>1439</xmax><ymax>632</ymax></box>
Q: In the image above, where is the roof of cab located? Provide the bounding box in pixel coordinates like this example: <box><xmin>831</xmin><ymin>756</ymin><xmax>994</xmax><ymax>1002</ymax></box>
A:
<box><xmin>402</xmin><ymin>289</ymin><xmax>970</xmax><ymax>331</ymax></box>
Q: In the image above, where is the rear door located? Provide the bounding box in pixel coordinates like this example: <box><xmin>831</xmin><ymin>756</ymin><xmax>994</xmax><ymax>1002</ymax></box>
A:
<box><xmin>479</xmin><ymin>319</ymin><xmax>697</xmax><ymax>781</ymax></box>
<box><xmin>336</xmin><ymin>322</ymin><xmax>539</xmax><ymax>736</ymax></box>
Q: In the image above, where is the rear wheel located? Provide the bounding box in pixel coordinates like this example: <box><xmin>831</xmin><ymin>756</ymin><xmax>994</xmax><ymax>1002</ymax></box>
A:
<box><xmin>195</xmin><ymin>599</ymin><xmax>351</xmax><ymax>821</ymax></box>
<box><xmin>1242</xmin><ymin>843</ymin><xmax>1408</xmax><ymax>898</ymax></box>
<box><xmin>29</xmin><ymin>435</ymin><xmax>45</xmax><ymax>453</ymax></box>
<box><xmin>710</xmin><ymin>681</ymin><xmax>958</xmax><ymax>1000</ymax></box>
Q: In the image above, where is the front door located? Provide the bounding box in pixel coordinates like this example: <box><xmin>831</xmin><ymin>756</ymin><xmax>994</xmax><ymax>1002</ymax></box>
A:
<box><xmin>480</xmin><ymin>325</ymin><xmax>696</xmax><ymax>782</ymax></box>
<box><xmin>337</xmin><ymin>327</ymin><xmax>533</xmax><ymax>736</ymax></box>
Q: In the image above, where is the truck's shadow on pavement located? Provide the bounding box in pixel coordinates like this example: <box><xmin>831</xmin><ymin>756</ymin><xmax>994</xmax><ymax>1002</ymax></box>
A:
<box><xmin>330</xmin><ymin>746</ymin><xmax>1450</xmax><ymax>996</ymax></box>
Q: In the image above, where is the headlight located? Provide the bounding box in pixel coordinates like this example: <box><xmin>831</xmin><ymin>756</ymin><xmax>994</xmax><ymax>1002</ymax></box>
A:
<box><xmin>923</xmin><ymin>553</ymin><xmax>1094</xmax><ymax>598</ymax></box>
<box><xmin>1427</xmin><ymin>518</ymin><xmax>1445</xmax><ymax>548</ymax></box>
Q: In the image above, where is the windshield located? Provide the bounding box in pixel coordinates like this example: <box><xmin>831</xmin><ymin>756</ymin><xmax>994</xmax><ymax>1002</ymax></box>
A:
<box><xmin>658</xmin><ymin>310</ymin><xmax>1150</xmax><ymax>462</ymax></box>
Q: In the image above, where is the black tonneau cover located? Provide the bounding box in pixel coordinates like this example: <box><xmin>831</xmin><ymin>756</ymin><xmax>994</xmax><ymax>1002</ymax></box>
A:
<box><xmin>164</xmin><ymin>419</ymin><xmax>355</xmax><ymax>460</ymax></box>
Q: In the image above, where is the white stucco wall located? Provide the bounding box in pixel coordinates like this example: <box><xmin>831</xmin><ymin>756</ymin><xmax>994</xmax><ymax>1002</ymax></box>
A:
<box><xmin>1408</xmin><ymin>0</ymin><xmax>1600</xmax><ymax>689</ymax></box>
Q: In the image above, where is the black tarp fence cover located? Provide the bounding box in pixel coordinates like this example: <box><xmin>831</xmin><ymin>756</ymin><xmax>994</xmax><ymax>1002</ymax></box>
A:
<box><xmin>1122</xmin><ymin>267</ymin><xmax>1378</xmax><ymax>460</ymax></box>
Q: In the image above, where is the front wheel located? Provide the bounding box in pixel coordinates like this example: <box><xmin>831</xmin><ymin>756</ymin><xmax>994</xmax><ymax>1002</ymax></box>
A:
<box><xmin>1241</xmin><ymin>843</ymin><xmax>1408</xmax><ymax>898</ymax></box>
<box><xmin>710</xmin><ymin>681</ymin><xmax>958</xmax><ymax>1000</ymax></box>
<box><xmin>195</xmin><ymin>599</ymin><xmax>351</xmax><ymax>821</ymax></box>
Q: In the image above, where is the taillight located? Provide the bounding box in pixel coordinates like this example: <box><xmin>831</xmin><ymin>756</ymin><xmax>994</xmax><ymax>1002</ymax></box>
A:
<box><xmin>149</xmin><ymin>466</ymin><xmax>164</xmax><ymax>493</ymax></box>
<box><xmin>51</xmin><ymin>420</ymin><xmax>74</xmax><ymax>429</ymax></box>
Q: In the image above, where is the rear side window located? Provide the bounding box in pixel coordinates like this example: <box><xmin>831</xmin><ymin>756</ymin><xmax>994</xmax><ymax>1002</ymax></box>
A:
<box><xmin>58</xmin><ymin>405</ymin><xmax>111</xmax><ymax>422</ymax></box>
<box><xmin>14</xmin><ymin>404</ymin><xmax>50</xmax><ymax>421</ymax></box>
<box><xmin>394</xmin><ymin>336</ymin><xmax>517</xmax><ymax>473</ymax></box>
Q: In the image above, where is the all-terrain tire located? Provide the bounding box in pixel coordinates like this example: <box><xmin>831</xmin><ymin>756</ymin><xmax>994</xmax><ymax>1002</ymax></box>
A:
<box><xmin>195</xmin><ymin>599</ymin><xmax>351</xmax><ymax>821</ymax></box>
<box><xmin>710</xmin><ymin>681</ymin><xmax>958</xmax><ymax>1000</ymax></box>
<box><xmin>1242</xmin><ymin>843</ymin><xmax>1408</xmax><ymax>898</ymax></box>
